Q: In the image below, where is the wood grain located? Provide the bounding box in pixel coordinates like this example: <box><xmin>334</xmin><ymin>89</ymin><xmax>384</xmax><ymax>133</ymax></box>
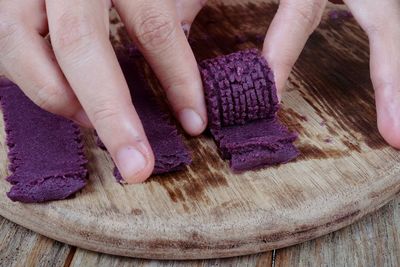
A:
<box><xmin>0</xmin><ymin>216</ymin><xmax>72</xmax><ymax>267</ymax></box>
<box><xmin>70</xmin><ymin>248</ymin><xmax>272</xmax><ymax>267</ymax></box>
<box><xmin>0</xmin><ymin>0</ymin><xmax>400</xmax><ymax>260</ymax></box>
<box><xmin>0</xmin><ymin>193</ymin><xmax>398</xmax><ymax>266</ymax></box>
<box><xmin>274</xmin><ymin>196</ymin><xmax>400</xmax><ymax>267</ymax></box>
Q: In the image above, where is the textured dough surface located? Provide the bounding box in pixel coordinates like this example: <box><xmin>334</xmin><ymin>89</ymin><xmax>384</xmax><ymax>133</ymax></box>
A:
<box><xmin>0</xmin><ymin>82</ymin><xmax>87</xmax><ymax>203</ymax></box>
<box><xmin>199</xmin><ymin>49</ymin><xmax>299</xmax><ymax>171</ymax></box>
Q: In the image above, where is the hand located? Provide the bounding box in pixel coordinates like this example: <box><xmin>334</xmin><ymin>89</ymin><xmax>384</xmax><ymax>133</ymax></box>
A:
<box><xmin>262</xmin><ymin>0</ymin><xmax>400</xmax><ymax>148</ymax></box>
<box><xmin>0</xmin><ymin>0</ymin><xmax>207</xmax><ymax>183</ymax></box>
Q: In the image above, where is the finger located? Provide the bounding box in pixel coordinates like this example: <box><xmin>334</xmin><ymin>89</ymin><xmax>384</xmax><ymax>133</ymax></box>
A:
<box><xmin>46</xmin><ymin>0</ymin><xmax>155</xmax><ymax>183</ymax></box>
<box><xmin>0</xmin><ymin>1</ymin><xmax>90</xmax><ymax>127</ymax></box>
<box><xmin>262</xmin><ymin>0</ymin><xmax>327</xmax><ymax>97</ymax></box>
<box><xmin>175</xmin><ymin>0</ymin><xmax>207</xmax><ymax>36</ymax></box>
<box><xmin>114</xmin><ymin>0</ymin><xmax>207</xmax><ymax>136</ymax></box>
<box><xmin>344</xmin><ymin>0</ymin><xmax>400</xmax><ymax>148</ymax></box>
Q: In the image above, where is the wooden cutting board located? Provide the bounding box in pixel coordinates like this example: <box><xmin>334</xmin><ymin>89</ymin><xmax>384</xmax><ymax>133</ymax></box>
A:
<box><xmin>0</xmin><ymin>0</ymin><xmax>399</xmax><ymax>260</ymax></box>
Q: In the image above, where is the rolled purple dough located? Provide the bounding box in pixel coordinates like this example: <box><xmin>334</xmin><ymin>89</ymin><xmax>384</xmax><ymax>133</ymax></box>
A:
<box><xmin>97</xmin><ymin>57</ymin><xmax>192</xmax><ymax>182</ymax></box>
<box><xmin>199</xmin><ymin>49</ymin><xmax>299</xmax><ymax>171</ymax></box>
<box><xmin>0</xmin><ymin>83</ymin><xmax>87</xmax><ymax>202</ymax></box>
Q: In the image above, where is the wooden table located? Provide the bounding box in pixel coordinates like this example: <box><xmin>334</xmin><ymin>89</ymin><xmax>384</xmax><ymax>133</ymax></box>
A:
<box><xmin>0</xmin><ymin>195</ymin><xmax>399</xmax><ymax>266</ymax></box>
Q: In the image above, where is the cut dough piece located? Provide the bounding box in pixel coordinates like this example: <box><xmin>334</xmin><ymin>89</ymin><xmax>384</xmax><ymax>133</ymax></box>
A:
<box><xmin>199</xmin><ymin>49</ymin><xmax>299</xmax><ymax>171</ymax></box>
<box><xmin>0</xmin><ymin>83</ymin><xmax>87</xmax><ymax>203</ymax></box>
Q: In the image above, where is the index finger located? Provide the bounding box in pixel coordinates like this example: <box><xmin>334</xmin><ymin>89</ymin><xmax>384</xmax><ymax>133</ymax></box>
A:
<box><xmin>46</xmin><ymin>0</ymin><xmax>155</xmax><ymax>183</ymax></box>
<box><xmin>114</xmin><ymin>0</ymin><xmax>208</xmax><ymax>136</ymax></box>
<box><xmin>262</xmin><ymin>0</ymin><xmax>327</xmax><ymax>96</ymax></box>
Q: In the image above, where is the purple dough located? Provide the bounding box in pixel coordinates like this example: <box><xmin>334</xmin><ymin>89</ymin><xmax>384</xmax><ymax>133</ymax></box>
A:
<box><xmin>97</xmin><ymin>57</ymin><xmax>191</xmax><ymax>182</ymax></box>
<box><xmin>0</xmin><ymin>83</ymin><xmax>87</xmax><ymax>203</ymax></box>
<box><xmin>230</xmin><ymin>144</ymin><xmax>299</xmax><ymax>172</ymax></box>
<box><xmin>199</xmin><ymin>49</ymin><xmax>299</xmax><ymax>171</ymax></box>
<box><xmin>113</xmin><ymin>167</ymin><xmax>124</xmax><ymax>183</ymax></box>
<box><xmin>200</xmin><ymin>49</ymin><xmax>279</xmax><ymax>128</ymax></box>
<box><xmin>219</xmin><ymin>120</ymin><xmax>299</xmax><ymax>171</ymax></box>
<box><xmin>329</xmin><ymin>10</ymin><xmax>352</xmax><ymax>20</ymax></box>
<box><xmin>215</xmin><ymin>119</ymin><xmax>298</xmax><ymax>156</ymax></box>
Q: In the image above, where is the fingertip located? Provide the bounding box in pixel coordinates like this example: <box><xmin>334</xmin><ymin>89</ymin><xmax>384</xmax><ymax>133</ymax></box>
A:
<box><xmin>377</xmin><ymin>103</ymin><xmax>400</xmax><ymax>149</ymax></box>
<box><xmin>378</xmin><ymin>122</ymin><xmax>400</xmax><ymax>150</ymax></box>
<box><xmin>368</xmin><ymin>24</ymin><xmax>400</xmax><ymax>149</ymax></box>
<box><xmin>376</xmin><ymin>84</ymin><xmax>400</xmax><ymax>149</ymax></box>
<box><xmin>115</xmin><ymin>142</ymin><xmax>155</xmax><ymax>184</ymax></box>
<box><xmin>178</xmin><ymin>108</ymin><xmax>207</xmax><ymax>136</ymax></box>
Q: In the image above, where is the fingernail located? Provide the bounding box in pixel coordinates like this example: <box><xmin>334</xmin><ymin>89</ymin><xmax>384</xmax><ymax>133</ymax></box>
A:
<box><xmin>179</xmin><ymin>108</ymin><xmax>205</xmax><ymax>135</ymax></box>
<box><xmin>116</xmin><ymin>146</ymin><xmax>147</xmax><ymax>183</ymax></box>
<box><xmin>72</xmin><ymin>109</ymin><xmax>92</xmax><ymax>128</ymax></box>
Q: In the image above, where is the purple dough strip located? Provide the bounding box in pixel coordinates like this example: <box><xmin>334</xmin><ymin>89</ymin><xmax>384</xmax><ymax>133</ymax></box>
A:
<box><xmin>217</xmin><ymin>119</ymin><xmax>298</xmax><ymax>155</ymax></box>
<box><xmin>97</xmin><ymin>56</ymin><xmax>191</xmax><ymax>182</ymax></box>
<box><xmin>230</xmin><ymin>144</ymin><xmax>299</xmax><ymax>172</ymax></box>
<box><xmin>0</xmin><ymin>83</ymin><xmax>87</xmax><ymax>203</ymax></box>
<box><xmin>121</xmin><ymin>57</ymin><xmax>192</xmax><ymax>176</ymax></box>
<box><xmin>199</xmin><ymin>49</ymin><xmax>299</xmax><ymax>171</ymax></box>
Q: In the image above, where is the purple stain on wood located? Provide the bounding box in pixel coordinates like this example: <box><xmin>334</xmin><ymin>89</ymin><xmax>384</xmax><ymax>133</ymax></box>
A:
<box><xmin>97</xmin><ymin>57</ymin><xmax>192</xmax><ymax>183</ymax></box>
<box><xmin>128</xmin><ymin>46</ymin><xmax>141</xmax><ymax>57</ymax></box>
<box><xmin>199</xmin><ymin>49</ymin><xmax>299</xmax><ymax>171</ymax></box>
<box><xmin>124</xmin><ymin>44</ymin><xmax>142</xmax><ymax>58</ymax></box>
<box><xmin>113</xmin><ymin>167</ymin><xmax>124</xmax><ymax>183</ymax></box>
<box><xmin>255</xmin><ymin>34</ymin><xmax>265</xmax><ymax>43</ymax></box>
<box><xmin>95</xmin><ymin>132</ymin><xmax>106</xmax><ymax>150</ymax></box>
<box><xmin>329</xmin><ymin>10</ymin><xmax>352</xmax><ymax>21</ymax></box>
<box><xmin>234</xmin><ymin>35</ymin><xmax>248</xmax><ymax>44</ymax></box>
<box><xmin>0</xmin><ymin>83</ymin><xmax>87</xmax><ymax>203</ymax></box>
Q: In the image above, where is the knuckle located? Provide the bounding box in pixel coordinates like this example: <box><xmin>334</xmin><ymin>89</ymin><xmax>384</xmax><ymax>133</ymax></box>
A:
<box><xmin>135</xmin><ymin>10</ymin><xmax>176</xmax><ymax>51</ymax></box>
<box><xmin>90</xmin><ymin>103</ymin><xmax>121</xmax><ymax>126</ymax></box>
<box><xmin>283</xmin><ymin>0</ymin><xmax>324</xmax><ymax>32</ymax></box>
<box><xmin>164</xmin><ymin>74</ymin><xmax>190</xmax><ymax>95</ymax></box>
<box><xmin>33</xmin><ymin>83</ymin><xmax>71</xmax><ymax>114</ymax></box>
<box><xmin>50</xmin><ymin>11</ymin><xmax>95</xmax><ymax>54</ymax></box>
<box><xmin>0</xmin><ymin>18</ymin><xmax>20</xmax><ymax>54</ymax></box>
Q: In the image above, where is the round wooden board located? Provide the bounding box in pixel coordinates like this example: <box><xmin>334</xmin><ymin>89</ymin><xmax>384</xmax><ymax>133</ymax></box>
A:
<box><xmin>0</xmin><ymin>0</ymin><xmax>399</xmax><ymax>260</ymax></box>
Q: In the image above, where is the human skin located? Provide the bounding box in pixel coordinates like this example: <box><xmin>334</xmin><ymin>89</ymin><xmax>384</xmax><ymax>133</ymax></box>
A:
<box><xmin>0</xmin><ymin>0</ymin><xmax>399</xmax><ymax>183</ymax></box>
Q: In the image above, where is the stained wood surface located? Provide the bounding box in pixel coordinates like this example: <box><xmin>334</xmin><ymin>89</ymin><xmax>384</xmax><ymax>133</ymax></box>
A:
<box><xmin>1</xmin><ymin>196</ymin><xmax>399</xmax><ymax>266</ymax></box>
<box><xmin>0</xmin><ymin>0</ymin><xmax>400</xmax><ymax>260</ymax></box>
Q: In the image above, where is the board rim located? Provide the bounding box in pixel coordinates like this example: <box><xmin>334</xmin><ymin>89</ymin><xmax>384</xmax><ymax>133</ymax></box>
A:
<box><xmin>0</xmin><ymin>163</ymin><xmax>399</xmax><ymax>260</ymax></box>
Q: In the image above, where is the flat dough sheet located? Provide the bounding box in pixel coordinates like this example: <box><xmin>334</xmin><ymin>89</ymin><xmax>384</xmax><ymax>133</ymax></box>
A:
<box><xmin>0</xmin><ymin>79</ymin><xmax>87</xmax><ymax>203</ymax></box>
